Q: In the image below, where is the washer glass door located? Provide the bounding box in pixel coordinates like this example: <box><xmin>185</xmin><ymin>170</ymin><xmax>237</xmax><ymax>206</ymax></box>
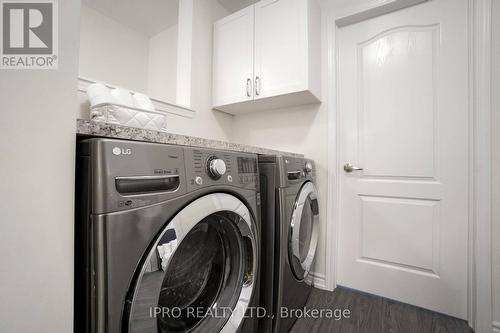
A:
<box><xmin>126</xmin><ymin>193</ymin><xmax>257</xmax><ymax>333</ymax></box>
<box><xmin>288</xmin><ymin>181</ymin><xmax>320</xmax><ymax>281</ymax></box>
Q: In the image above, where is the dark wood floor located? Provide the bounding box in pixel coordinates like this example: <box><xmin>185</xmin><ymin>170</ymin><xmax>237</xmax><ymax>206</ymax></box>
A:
<box><xmin>289</xmin><ymin>287</ymin><xmax>473</xmax><ymax>333</ymax></box>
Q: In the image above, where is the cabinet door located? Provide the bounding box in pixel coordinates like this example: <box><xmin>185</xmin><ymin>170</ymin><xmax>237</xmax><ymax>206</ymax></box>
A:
<box><xmin>254</xmin><ymin>0</ymin><xmax>308</xmax><ymax>100</ymax></box>
<box><xmin>213</xmin><ymin>6</ymin><xmax>255</xmax><ymax>107</ymax></box>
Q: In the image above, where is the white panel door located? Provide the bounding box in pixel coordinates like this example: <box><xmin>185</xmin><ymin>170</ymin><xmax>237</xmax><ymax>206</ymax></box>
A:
<box><xmin>337</xmin><ymin>0</ymin><xmax>469</xmax><ymax>319</ymax></box>
<box><xmin>213</xmin><ymin>6</ymin><xmax>254</xmax><ymax>107</ymax></box>
<box><xmin>254</xmin><ymin>0</ymin><xmax>308</xmax><ymax>99</ymax></box>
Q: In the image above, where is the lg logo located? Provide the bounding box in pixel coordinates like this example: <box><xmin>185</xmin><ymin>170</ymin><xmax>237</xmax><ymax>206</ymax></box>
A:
<box><xmin>1</xmin><ymin>0</ymin><xmax>58</xmax><ymax>69</ymax></box>
<box><xmin>112</xmin><ymin>147</ymin><xmax>132</xmax><ymax>156</ymax></box>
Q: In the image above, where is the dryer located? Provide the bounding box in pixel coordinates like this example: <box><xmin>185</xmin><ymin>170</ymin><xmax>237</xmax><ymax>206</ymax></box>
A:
<box><xmin>75</xmin><ymin>138</ymin><xmax>260</xmax><ymax>333</ymax></box>
<box><xmin>258</xmin><ymin>156</ymin><xmax>319</xmax><ymax>333</ymax></box>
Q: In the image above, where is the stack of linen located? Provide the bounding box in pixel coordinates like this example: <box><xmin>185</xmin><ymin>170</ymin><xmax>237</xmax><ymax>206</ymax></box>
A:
<box><xmin>87</xmin><ymin>83</ymin><xmax>167</xmax><ymax>131</ymax></box>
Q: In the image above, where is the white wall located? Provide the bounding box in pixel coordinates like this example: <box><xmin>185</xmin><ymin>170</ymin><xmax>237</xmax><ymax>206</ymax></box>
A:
<box><xmin>161</xmin><ymin>0</ymin><xmax>234</xmax><ymax>141</ymax></box>
<box><xmin>79</xmin><ymin>5</ymin><xmax>150</xmax><ymax>92</ymax></box>
<box><xmin>232</xmin><ymin>103</ymin><xmax>329</xmax><ymax>279</ymax></box>
<box><xmin>0</xmin><ymin>1</ymin><xmax>80</xmax><ymax>332</ymax></box>
<box><xmin>78</xmin><ymin>0</ymin><xmax>234</xmax><ymax>142</ymax></box>
<box><xmin>492</xmin><ymin>0</ymin><xmax>500</xmax><ymax>327</ymax></box>
<box><xmin>148</xmin><ymin>25</ymin><xmax>178</xmax><ymax>103</ymax></box>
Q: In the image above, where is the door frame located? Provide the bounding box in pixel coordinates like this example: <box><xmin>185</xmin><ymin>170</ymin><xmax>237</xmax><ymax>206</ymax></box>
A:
<box><xmin>324</xmin><ymin>0</ymin><xmax>493</xmax><ymax>331</ymax></box>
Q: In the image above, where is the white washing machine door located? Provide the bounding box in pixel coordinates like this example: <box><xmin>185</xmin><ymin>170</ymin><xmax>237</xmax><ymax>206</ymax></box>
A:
<box><xmin>126</xmin><ymin>193</ymin><xmax>258</xmax><ymax>333</ymax></box>
<box><xmin>288</xmin><ymin>181</ymin><xmax>320</xmax><ymax>281</ymax></box>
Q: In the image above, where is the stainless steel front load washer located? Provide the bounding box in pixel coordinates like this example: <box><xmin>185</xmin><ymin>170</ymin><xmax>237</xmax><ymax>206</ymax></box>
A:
<box><xmin>75</xmin><ymin>138</ymin><xmax>260</xmax><ymax>333</ymax></box>
<box><xmin>258</xmin><ymin>156</ymin><xmax>319</xmax><ymax>333</ymax></box>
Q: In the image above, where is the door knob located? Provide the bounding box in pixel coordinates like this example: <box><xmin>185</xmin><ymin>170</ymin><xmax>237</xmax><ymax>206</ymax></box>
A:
<box><xmin>344</xmin><ymin>163</ymin><xmax>363</xmax><ymax>173</ymax></box>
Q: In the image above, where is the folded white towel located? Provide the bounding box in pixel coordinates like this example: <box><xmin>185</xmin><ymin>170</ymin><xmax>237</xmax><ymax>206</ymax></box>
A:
<box><xmin>86</xmin><ymin>83</ymin><xmax>114</xmax><ymax>107</ymax></box>
<box><xmin>132</xmin><ymin>92</ymin><xmax>155</xmax><ymax>111</ymax></box>
<box><xmin>110</xmin><ymin>88</ymin><xmax>134</xmax><ymax>108</ymax></box>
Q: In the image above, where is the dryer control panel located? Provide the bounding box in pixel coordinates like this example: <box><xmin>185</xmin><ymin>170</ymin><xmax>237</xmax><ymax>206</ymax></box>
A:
<box><xmin>276</xmin><ymin>156</ymin><xmax>316</xmax><ymax>187</ymax></box>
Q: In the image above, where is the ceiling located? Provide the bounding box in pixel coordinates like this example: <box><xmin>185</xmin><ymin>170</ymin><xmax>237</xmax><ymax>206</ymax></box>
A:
<box><xmin>318</xmin><ymin>0</ymin><xmax>383</xmax><ymax>10</ymax></box>
<box><xmin>216</xmin><ymin>0</ymin><xmax>258</xmax><ymax>13</ymax></box>
<box><xmin>216</xmin><ymin>0</ymin><xmax>378</xmax><ymax>13</ymax></box>
<box><xmin>82</xmin><ymin>0</ymin><xmax>378</xmax><ymax>36</ymax></box>
<box><xmin>83</xmin><ymin>0</ymin><xmax>179</xmax><ymax>37</ymax></box>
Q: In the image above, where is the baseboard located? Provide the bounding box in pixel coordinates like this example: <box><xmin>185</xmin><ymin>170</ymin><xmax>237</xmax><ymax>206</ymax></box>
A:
<box><xmin>308</xmin><ymin>272</ymin><xmax>327</xmax><ymax>290</ymax></box>
<box><xmin>493</xmin><ymin>321</ymin><xmax>500</xmax><ymax>333</ymax></box>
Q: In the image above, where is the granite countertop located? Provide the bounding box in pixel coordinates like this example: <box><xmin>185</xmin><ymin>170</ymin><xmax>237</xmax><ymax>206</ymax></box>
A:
<box><xmin>76</xmin><ymin>119</ymin><xmax>303</xmax><ymax>158</ymax></box>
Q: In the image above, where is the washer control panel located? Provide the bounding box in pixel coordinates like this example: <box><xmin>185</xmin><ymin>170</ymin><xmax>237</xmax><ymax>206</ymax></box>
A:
<box><xmin>206</xmin><ymin>156</ymin><xmax>227</xmax><ymax>179</ymax></box>
<box><xmin>304</xmin><ymin>161</ymin><xmax>313</xmax><ymax>174</ymax></box>
<box><xmin>283</xmin><ymin>157</ymin><xmax>315</xmax><ymax>183</ymax></box>
<box><xmin>184</xmin><ymin>147</ymin><xmax>258</xmax><ymax>190</ymax></box>
<box><xmin>237</xmin><ymin>156</ymin><xmax>258</xmax><ymax>185</ymax></box>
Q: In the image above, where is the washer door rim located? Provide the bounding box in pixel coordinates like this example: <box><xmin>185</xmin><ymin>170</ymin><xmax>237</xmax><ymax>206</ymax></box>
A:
<box><xmin>126</xmin><ymin>192</ymin><xmax>258</xmax><ymax>333</ymax></box>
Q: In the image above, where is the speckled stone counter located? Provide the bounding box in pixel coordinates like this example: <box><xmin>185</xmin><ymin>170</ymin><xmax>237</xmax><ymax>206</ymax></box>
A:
<box><xmin>77</xmin><ymin>119</ymin><xmax>303</xmax><ymax>157</ymax></box>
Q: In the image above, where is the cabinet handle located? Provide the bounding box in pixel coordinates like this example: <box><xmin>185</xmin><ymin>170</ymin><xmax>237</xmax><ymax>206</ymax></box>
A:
<box><xmin>246</xmin><ymin>78</ymin><xmax>252</xmax><ymax>97</ymax></box>
<box><xmin>255</xmin><ymin>76</ymin><xmax>261</xmax><ymax>96</ymax></box>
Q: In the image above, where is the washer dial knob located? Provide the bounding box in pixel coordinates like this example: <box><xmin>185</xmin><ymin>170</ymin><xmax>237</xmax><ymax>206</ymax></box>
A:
<box><xmin>207</xmin><ymin>157</ymin><xmax>226</xmax><ymax>179</ymax></box>
<box><xmin>305</xmin><ymin>161</ymin><xmax>313</xmax><ymax>174</ymax></box>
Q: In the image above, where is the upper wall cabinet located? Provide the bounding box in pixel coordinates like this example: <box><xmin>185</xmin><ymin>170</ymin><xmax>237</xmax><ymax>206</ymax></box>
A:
<box><xmin>212</xmin><ymin>6</ymin><xmax>255</xmax><ymax>108</ymax></box>
<box><xmin>213</xmin><ymin>0</ymin><xmax>321</xmax><ymax>114</ymax></box>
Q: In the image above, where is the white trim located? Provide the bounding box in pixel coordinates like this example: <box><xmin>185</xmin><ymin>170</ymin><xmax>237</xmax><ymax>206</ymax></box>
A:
<box><xmin>77</xmin><ymin>77</ymin><xmax>196</xmax><ymax>119</ymax></box>
<box><xmin>493</xmin><ymin>321</ymin><xmax>500</xmax><ymax>333</ymax></box>
<box><xmin>468</xmin><ymin>0</ymin><xmax>493</xmax><ymax>331</ymax></box>
<box><xmin>335</xmin><ymin>0</ymin><xmax>429</xmax><ymax>28</ymax></box>
<box><xmin>324</xmin><ymin>10</ymin><xmax>339</xmax><ymax>292</ymax></box>
<box><xmin>176</xmin><ymin>0</ymin><xmax>193</xmax><ymax>107</ymax></box>
<box><xmin>309</xmin><ymin>272</ymin><xmax>327</xmax><ymax>290</ymax></box>
<box><xmin>325</xmin><ymin>0</ymin><xmax>493</xmax><ymax>331</ymax></box>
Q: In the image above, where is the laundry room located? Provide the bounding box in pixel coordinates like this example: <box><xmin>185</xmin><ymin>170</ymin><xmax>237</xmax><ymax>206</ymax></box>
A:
<box><xmin>0</xmin><ymin>0</ymin><xmax>498</xmax><ymax>332</ymax></box>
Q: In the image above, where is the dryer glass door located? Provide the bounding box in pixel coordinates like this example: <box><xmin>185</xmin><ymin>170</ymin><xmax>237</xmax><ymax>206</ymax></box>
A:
<box><xmin>288</xmin><ymin>181</ymin><xmax>319</xmax><ymax>281</ymax></box>
<box><xmin>126</xmin><ymin>193</ymin><xmax>257</xmax><ymax>333</ymax></box>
